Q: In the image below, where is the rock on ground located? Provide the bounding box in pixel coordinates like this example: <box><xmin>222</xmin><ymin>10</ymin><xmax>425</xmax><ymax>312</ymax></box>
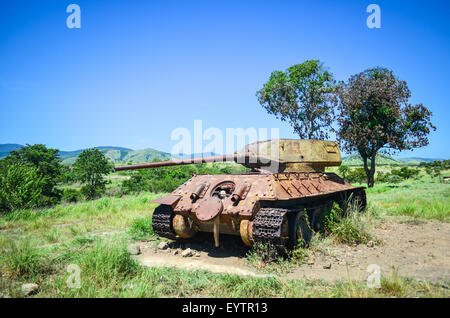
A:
<box><xmin>22</xmin><ymin>283</ymin><xmax>39</xmax><ymax>296</ymax></box>
<box><xmin>127</xmin><ymin>244</ymin><xmax>141</xmax><ymax>255</ymax></box>
<box><xmin>157</xmin><ymin>241</ymin><xmax>169</xmax><ymax>250</ymax></box>
<box><xmin>182</xmin><ymin>248</ymin><xmax>194</xmax><ymax>257</ymax></box>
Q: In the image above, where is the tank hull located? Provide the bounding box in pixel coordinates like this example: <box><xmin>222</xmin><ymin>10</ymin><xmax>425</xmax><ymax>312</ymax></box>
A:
<box><xmin>151</xmin><ymin>172</ymin><xmax>366</xmax><ymax>248</ymax></box>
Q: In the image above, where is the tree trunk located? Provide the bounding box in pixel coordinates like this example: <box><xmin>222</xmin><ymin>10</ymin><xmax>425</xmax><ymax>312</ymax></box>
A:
<box><xmin>362</xmin><ymin>154</ymin><xmax>376</xmax><ymax>188</ymax></box>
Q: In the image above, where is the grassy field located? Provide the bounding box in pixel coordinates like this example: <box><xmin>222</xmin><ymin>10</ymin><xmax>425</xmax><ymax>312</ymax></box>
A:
<box><xmin>0</xmin><ymin>170</ymin><xmax>449</xmax><ymax>298</ymax></box>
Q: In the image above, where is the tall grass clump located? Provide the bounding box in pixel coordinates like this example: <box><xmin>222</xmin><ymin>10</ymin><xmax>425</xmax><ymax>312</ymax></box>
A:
<box><xmin>128</xmin><ymin>217</ymin><xmax>154</xmax><ymax>240</ymax></box>
<box><xmin>323</xmin><ymin>203</ymin><xmax>373</xmax><ymax>245</ymax></box>
<box><xmin>0</xmin><ymin>239</ymin><xmax>51</xmax><ymax>279</ymax></box>
<box><xmin>75</xmin><ymin>240</ymin><xmax>138</xmax><ymax>282</ymax></box>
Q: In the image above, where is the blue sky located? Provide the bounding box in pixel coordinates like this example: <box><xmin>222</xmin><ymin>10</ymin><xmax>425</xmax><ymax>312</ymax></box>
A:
<box><xmin>1</xmin><ymin>0</ymin><xmax>449</xmax><ymax>158</ymax></box>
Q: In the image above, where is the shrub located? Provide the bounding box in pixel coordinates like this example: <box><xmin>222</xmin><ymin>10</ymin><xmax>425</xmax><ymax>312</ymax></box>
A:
<box><xmin>375</xmin><ymin>171</ymin><xmax>389</xmax><ymax>183</ymax></box>
<box><xmin>391</xmin><ymin>167</ymin><xmax>418</xmax><ymax>180</ymax></box>
<box><xmin>386</xmin><ymin>174</ymin><xmax>402</xmax><ymax>184</ymax></box>
<box><xmin>3</xmin><ymin>144</ymin><xmax>63</xmax><ymax>205</ymax></box>
<box><xmin>0</xmin><ymin>162</ymin><xmax>43</xmax><ymax>212</ymax></box>
<box><xmin>62</xmin><ymin>188</ymin><xmax>81</xmax><ymax>203</ymax></box>
<box><xmin>346</xmin><ymin>168</ymin><xmax>367</xmax><ymax>184</ymax></box>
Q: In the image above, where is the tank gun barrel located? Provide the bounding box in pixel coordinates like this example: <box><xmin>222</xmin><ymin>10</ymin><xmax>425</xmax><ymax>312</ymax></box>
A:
<box><xmin>114</xmin><ymin>154</ymin><xmax>240</xmax><ymax>172</ymax></box>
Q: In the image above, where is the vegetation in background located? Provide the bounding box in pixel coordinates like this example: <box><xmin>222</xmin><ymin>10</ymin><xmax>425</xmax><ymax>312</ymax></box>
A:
<box><xmin>421</xmin><ymin>160</ymin><xmax>449</xmax><ymax>182</ymax></box>
<box><xmin>0</xmin><ymin>162</ymin><xmax>43</xmax><ymax>212</ymax></box>
<box><xmin>72</xmin><ymin>148</ymin><xmax>114</xmax><ymax>200</ymax></box>
<box><xmin>0</xmin><ymin>144</ymin><xmax>63</xmax><ymax>208</ymax></box>
<box><xmin>336</xmin><ymin>67</ymin><xmax>435</xmax><ymax>187</ymax></box>
<box><xmin>257</xmin><ymin>60</ymin><xmax>336</xmax><ymax>139</ymax></box>
<box><xmin>121</xmin><ymin>162</ymin><xmax>248</xmax><ymax>194</ymax></box>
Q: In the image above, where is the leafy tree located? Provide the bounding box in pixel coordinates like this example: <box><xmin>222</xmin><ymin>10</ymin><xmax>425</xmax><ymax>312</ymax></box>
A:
<box><xmin>336</xmin><ymin>68</ymin><xmax>435</xmax><ymax>187</ymax></box>
<box><xmin>0</xmin><ymin>162</ymin><xmax>43</xmax><ymax>212</ymax></box>
<box><xmin>5</xmin><ymin>144</ymin><xmax>63</xmax><ymax>205</ymax></box>
<box><xmin>257</xmin><ymin>60</ymin><xmax>336</xmax><ymax>139</ymax></box>
<box><xmin>72</xmin><ymin>149</ymin><xmax>114</xmax><ymax>200</ymax></box>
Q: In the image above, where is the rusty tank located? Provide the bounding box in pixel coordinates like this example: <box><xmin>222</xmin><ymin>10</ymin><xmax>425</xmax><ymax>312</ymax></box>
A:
<box><xmin>115</xmin><ymin>139</ymin><xmax>366</xmax><ymax>249</ymax></box>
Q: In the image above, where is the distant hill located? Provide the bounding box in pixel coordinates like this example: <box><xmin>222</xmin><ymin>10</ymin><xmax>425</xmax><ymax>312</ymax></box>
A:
<box><xmin>342</xmin><ymin>153</ymin><xmax>403</xmax><ymax>166</ymax></box>
<box><xmin>0</xmin><ymin>144</ymin><xmax>172</xmax><ymax>165</ymax></box>
<box><xmin>60</xmin><ymin>147</ymin><xmax>172</xmax><ymax>165</ymax></box>
<box><xmin>0</xmin><ymin>143</ymin><xmax>23</xmax><ymax>158</ymax></box>
<box><xmin>398</xmin><ymin>157</ymin><xmax>444</xmax><ymax>165</ymax></box>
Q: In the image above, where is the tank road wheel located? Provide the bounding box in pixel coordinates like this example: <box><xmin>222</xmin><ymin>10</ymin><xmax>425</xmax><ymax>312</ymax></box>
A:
<box><xmin>172</xmin><ymin>214</ymin><xmax>197</xmax><ymax>239</ymax></box>
<box><xmin>152</xmin><ymin>205</ymin><xmax>177</xmax><ymax>240</ymax></box>
<box><xmin>288</xmin><ymin>211</ymin><xmax>312</xmax><ymax>249</ymax></box>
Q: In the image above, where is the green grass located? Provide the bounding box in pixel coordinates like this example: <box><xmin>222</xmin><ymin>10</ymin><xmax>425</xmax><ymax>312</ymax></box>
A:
<box><xmin>128</xmin><ymin>217</ymin><xmax>154</xmax><ymax>241</ymax></box>
<box><xmin>1</xmin><ymin>236</ymin><xmax>446</xmax><ymax>298</ymax></box>
<box><xmin>366</xmin><ymin>181</ymin><xmax>449</xmax><ymax>221</ymax></box>
<box><xmin>0</xmin><ymin>167</ymin><xmax>449</xmax><ymax>298</ymax></box>
<box><xmin>0</xmin><ymin>192</ymin><xmax>165</xmax><ymax>249</ymax></box>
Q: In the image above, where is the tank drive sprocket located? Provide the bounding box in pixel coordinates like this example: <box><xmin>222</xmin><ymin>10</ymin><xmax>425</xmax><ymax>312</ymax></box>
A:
<box><xmin>152</xmin><ymin>205</ymin><xmax>177</xmax><ymax>239</ymax></box>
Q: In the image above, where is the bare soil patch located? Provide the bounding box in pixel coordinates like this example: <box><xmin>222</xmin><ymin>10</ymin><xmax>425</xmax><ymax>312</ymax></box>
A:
<box><xmin>136</xmin><ymin>218</ymin><xmax>450</xmax><ymax>283</ymax></box>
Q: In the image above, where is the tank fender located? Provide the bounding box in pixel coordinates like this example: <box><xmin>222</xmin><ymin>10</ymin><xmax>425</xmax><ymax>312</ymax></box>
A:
<box><xmin>152</xmin><ymin>194</ymin><xmax>181</xmax><ymax>209</ymax></box>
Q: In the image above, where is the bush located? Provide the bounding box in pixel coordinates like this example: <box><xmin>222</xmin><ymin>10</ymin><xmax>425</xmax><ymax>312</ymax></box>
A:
<box><xmin>386</xmin><ymin>174</ymin><xmax>402</xmax><ymax>184</ymax></box>
<box><xmin>61</xmin><ymin>188</ymin><xmax>81</xmax><ymax>203</ymax></box>
<box><xmin>3</xmin><ymin>144</ymin><xmax>63</xmax><ymax>205</ymax></box>
<box><xmin>391</xmin><ymin>167</ymin><xmax>418</xmax><ymax>180</ymax></box>
<box><xmin>0</xmin><ymin>162</ymin><xmax>43</xmax><ymax>212</ymax></box>
<box><xmin>346</xmin><ymin>168</ymin><xmax>367</xmax><ymax>184</ymax></box>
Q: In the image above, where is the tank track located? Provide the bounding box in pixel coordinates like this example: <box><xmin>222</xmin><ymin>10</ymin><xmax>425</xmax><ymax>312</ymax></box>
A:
<box><xmin>152</xmin><ymin>205</ymin><xmax>177</xmax><ymax>240</ymax></box>
<box><xmin>252</xmin><ymin>208</ymin><xmax>289</xmax><ymax>248</ymax></box>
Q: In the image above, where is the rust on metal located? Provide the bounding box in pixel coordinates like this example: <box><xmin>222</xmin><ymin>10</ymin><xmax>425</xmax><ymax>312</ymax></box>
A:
<box><xmin>194</xmin><ymin>196</ymin><xmax>223</xmax><ymax>222</ymax></box>
<box><xmin>172</xmin><ymin>214</ymin><xmax>197</xmax><ymax>238</ymax></box>
<box><xmin>152</xmin><ymin>194</ymin><xmax>181</xmax><ymax>208</ymax></box>
<box><xmin>118</xmin><ymin>139</ymin><xmax>366</xmax><ymax>249</ymax></box>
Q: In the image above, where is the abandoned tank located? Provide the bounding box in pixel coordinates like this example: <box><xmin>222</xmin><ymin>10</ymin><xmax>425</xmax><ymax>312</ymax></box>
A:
<box><xmin>115</xmin><ymin>139</ymin><xmax>366</xmax><ymax>250</ymax></box>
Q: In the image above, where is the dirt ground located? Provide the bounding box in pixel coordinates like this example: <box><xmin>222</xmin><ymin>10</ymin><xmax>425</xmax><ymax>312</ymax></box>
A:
<box><xmin>135</xmin><ymin>218</ymin><xmax>450</xmax><ymax>283</ymax></box>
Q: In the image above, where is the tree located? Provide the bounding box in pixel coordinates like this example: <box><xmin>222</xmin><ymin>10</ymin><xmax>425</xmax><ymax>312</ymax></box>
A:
<box><xmin>257</xmin><ymin>60</ymin><xmax>336</xmax><ymax>139</ymax></box>
<box><xmin>5</xmin><ymin>144</ymin><xmax>63</xmax><ymax>205</ymax></box>
<box><xmin>0</xmin><ymin>162</ymin><xmax>43</xmax><ymax>212</ymax></box>
<box><xmin>336</xmin><ymin>68</ymin><xmax>435</xmax><ymax>187</ymax></box>
<box><xmin>72</xmin><ymin>148</ymin><xmax>114</xmax><ymax>199</ymax></box>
